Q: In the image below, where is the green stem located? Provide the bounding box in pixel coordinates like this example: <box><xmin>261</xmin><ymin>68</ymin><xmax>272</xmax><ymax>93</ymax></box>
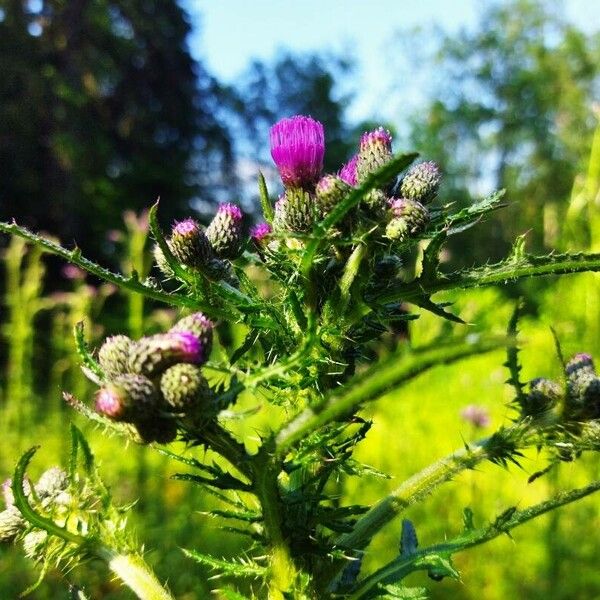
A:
<box><xmin>377</xmin><ymin>251</ymin><xmax>600</xmax><ymax>305</ymax></box>
<box><xmin>348</xmin><ymin>478</ymin><xmax>600</xmax><ymax>600</ymax></box>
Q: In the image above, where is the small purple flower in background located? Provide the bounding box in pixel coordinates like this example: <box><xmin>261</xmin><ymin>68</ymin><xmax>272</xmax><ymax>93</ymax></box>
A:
<box><xmin>460</xmin><ymin>404</ymin><xmax>491</xmax><ymax>429</ymax></box>
<box><xmin>269</xmin><ymin>115</ymin><xmax>325</xmax><ymax>188</ymax></box>
<box><xmin>250</xmin><ymin>222</ymin><xmax>272</xmax><ymax>243</ymax></box>
<box><xmin>339</xmin><ymin>154</ymin><xmax>359</xmax><ymax>187</ymax></box>
<box><xmin>61</xmin><ymin>264</ymin><xmax>85</xmax><ymax>281</ymax></box>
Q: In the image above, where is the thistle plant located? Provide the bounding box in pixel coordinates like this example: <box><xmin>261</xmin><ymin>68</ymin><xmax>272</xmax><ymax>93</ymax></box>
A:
<box><xmin>2</xmin><ymin>114</ymin><xmax>600</xmax><ymax>600</ymax></box>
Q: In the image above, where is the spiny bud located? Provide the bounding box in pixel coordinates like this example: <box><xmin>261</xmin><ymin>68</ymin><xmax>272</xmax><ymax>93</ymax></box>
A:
<box><xmin>385</xmin><ymin>217</ymin><xmax>410</xmax><ymax>242</ymax></box>
<box><xmin>98</xmin><ymin>335</ymin><xmax>133</xmax><ymax>378</ymax></box>
<box><xmin>133</xmin><ymin>416</ymin><xmax>178</xmax><ymax>444</ymax></box>
<box><xmin>315</xmin><ymin>174</ymin><xmax>351</xmax><ymax>216</ymax></box>
<box><xmin>0</xmin><ymin>507</ymin><xmax>24</xmax><ymax>543</ymax></box>
<box><xmin>128</xmin><ymin>332</ymin><xmax>205</xmax><ymax>377</ymax></box>
<box><xmin>522</xmin><ymin>378</ymin><xmax>562</xmax><ymax>418</ymax></box>
<box><xmin>35</xmin><ymin>467</ymin><xmax>68</xmax><ymax>500</ymax></box>
<box><xmin>2</xmin><ymin>478</ymin><xmax>31</xmax><ymax>508</ymax></box>
<box><xmin>22</xmin><ymin>529</ymin><xmax>48</xmax><ymax>560</ymax></box>
<box><xmin>170</xmin><ymin>313</ymin><xmax>214</xmax><ymax>359</ymax></box>
<box><xmin>357</xmin><ymin>128</ymin><xmax>393</xmax><ymax>184</ymax></box>
<box><xmin>565</xmin><ymin>353</ymin><xmax>595</xmax><ymax>377</ymax></box>
<box><xmin>388</xmin><ymin>198</ymin><xmax>430</xmax><ymax>235</ymax></box>
<box><xmin>160</xmin><ymin>363</ymin><xmax>212</xmax><ymax>412</ymax></box>
<box><xmin>273</xmin><ymin>188</ymin><xmax>315</xmax><ymax>232</ymax></box>
<box><xmin>95</xmin><ymin>374</ymin><xmax>159</xmax><ymax>422</ymax></box>
<box><xmin>153</xmin><ymin>244</ymin><xmax>174</xmax><ymax>278</ymax></box>
<box><xmin>169</xmin><ymin>218</ymin><xmax>213</xmax><ymax>267</ymax></box>
<box><xmin>206</xmin><ymin>204</ymin><xmax>243</xmax><ymax>260</ymax></box>
<box><xmin>567</xmin><ymin>370</ymin><xmax>600</xmax><ymax>419</ymax></box>
<box><xmin>400</xmin><ymin>161</ymin><xmax>442</xmax><ymax>204</ymax></box>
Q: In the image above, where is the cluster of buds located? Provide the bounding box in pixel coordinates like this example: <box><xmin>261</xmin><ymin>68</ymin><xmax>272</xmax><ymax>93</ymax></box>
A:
<box><xmin>154</xmin><ymin>203</ymin><xmax>244</xmax><ymax>282</ymax></box>
<box><xmin>0</xmin><ymin>467</ymin><xmax>68</xmax><ymax>551</ymax></box>
<box><xmin>519</xmin><ymin>353</ymin><xmax>600</xmax><ymax>424</ymax></box>
<box><xmin>94</xmin><ymin>313</ymin><xmax>218</xmax><ymax>443</ymax></box>
<box><xmin>256</xmin><ymin>114</ymin><xmax>442</xmax><ymax>247</ymax></box>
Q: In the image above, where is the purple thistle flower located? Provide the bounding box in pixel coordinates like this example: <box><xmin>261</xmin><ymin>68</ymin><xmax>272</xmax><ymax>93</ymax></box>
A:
<box><xmin>460</xmin><ymin>404</ymin><xmax>491</xmax><ymax>429</ymax></box>
<box><xmin>339</xmin><ymin>154</ymin><xmax>359</xmax><ymax>187</ymax></box>
<box><xmin>269</xmin><ymin>115</ymin><xmax>325</xmax><ymax>188</ymax></box>
<box><xmin>250</xmin><ymin>222</ymin><xmax>272</xmax><ymax>242</ymax></box>
<box><xmin>217</xmin><ymin>203</ymin><xmax>243</xmax><ymax>222</ymax></box>
<box><xmin>167</xmin><ymin>331</ymin><xmax>204</xmax><ymax>364</ymax></box>
<box><xmin>172</xmin><ymin>218</ymin><xmax>201</xmax><ymax>237</ymax></box>
<box><xmin>360</xmin><ymin>127</ymin><xmax>392</xmax><ymax>152</ymax></box>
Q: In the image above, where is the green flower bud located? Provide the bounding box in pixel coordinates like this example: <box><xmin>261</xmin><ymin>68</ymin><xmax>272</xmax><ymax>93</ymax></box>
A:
<box><xmin>35</xmin><ymin>467</ymin><xmax>68</xmax><ymax>500</ymax></box>
<box><xmin>273</xmin><ymin>188</ymin><xmax>315</xmax><ymax>232</ymax></box>
<box><xmin>128</xmin><ymin>332</ymin><xmax>205</xmax><ymax>377</ymax></box>
<box><xmin>170</xmin><ymin>313</ymin><xmax>214</xmax><ymax>360</ymax></box>
<box><xmin>98</xmin><ymin>335</ymin><xmax>133</xmax><ymax>379</ymax></box>
<box><xmin>160</xmin><ymin>363</ymin><xmax>212</xmax><ymax>412</ymax></box>
<box><xmin>400</xmin><ymin>161</ymin><xmax>442</xmax><ymax>204</ymax></box>
<box><xmin>22</xmin><ymin>529</ymin><xmax>48</xmax><ymax>560</ymax></box>
<box><xmin>206</xmin><ymin>204</ymin><xmax>244</xmax><ymax>259</ymax></box>
<box><xmin>315</xmin><ymin>175</ymin><xmax>351</xmax><ymax>217</ymax></box>
<box><xmin>385</xmin><ymin>217</ymin><xmax>410</xmax><ymax>242</ymax></box>
<box><xmin>95</xmin><ymin>374</ymin><xmax>159</xmax><ymax>422</ymax></box>
<box><xmin>357</xmin><ymin>128</ymin><xmax>393</xmax><ymax>184</ymax></box>
<box><xmin>388</xmin><ymin>198</ymin><xmax>430</xmax><ymax>236</ymax></box>
<box><xmin>0</xmin><ymin>507</ymin><xmax>24</xmax><ymax>543</ymax></box>
<box><xmin>169</xmin><ymin>219</ymin><xmax>213</xmax><ymax>267</ymax></box>
<box><xmin>133</xmin><ymin>416</ymin><xmax>178</xmax><ymax>444</ymax></box>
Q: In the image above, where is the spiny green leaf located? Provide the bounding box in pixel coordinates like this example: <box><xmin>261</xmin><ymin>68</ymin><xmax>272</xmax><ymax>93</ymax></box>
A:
<box><xmin>504</xmin><ymin>301</ymin><xmax>526</xmax><ymax>403</ymax></box>
<box><xmin>258</xmin><ymin>171</ymin><xmax>274</xmax><ymax>223</ymax></box>
<box><xmin>182</xmin><ymin>549</ymin><xmax>266</xmax><ymax>579</ymax></box>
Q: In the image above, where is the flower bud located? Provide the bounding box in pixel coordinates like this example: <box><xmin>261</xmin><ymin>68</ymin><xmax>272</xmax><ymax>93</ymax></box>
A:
<box><xmin>0</xmin><ymin>507</ymin><xmax>24</xmax><ymax>543</ymax></box>
<box><xmin>522</xmin><ymin>378</ymin><xmax>562</xmax><ymax>418</ymax></box>
<box><xmin>388</xmin><ymin>198</ymin><xmax>430</xmax><ymax>235</ymax></box>
<box><xmin>22</xmin><ymin>529</ymin><xmax>48</xmax><ymax>560</ymax></box>
<box><xmin>206</xmin><ymin>204</ymin><xmax>244</xmax><ymax>259</ymax></box>
<box><xmin>160</xmin><ymin>363</ymin><xmax>212</xmax><ymax>412</ymax></box>
<box><xmin>98</xmin><ymin>335</ymin><xmax>133</xmax><ymax>378</ymax></box>
<box><xmin>385</xmin><ymin>217</ymin><xmax>410</xmax><ymax>242</ymax></box>
<box><xmin>567</xmin><ymin>370</ymin><xmax>600</xmax><ymax>419</ymax></box>
<box><xmin>315</xmin><ymin>174</ymin><xmax>351</xmax><ymax>216</ymax></box>
<box><xmin>357</xmin><ymin>128</ymin><xmax>393</xmax><ymax>184</ymax></box>
<box><xmin>270</xmin><ymin>115</ymin><xmax>325</xmax><ymax>188</ymax></box>
<box><xmin>95</xmin><ymin>374</ymin><xmax>159</xmax><ymax>422</ymax></box>
<box><xmin>565</xmin><ymin>353</ymin><xmax>595</xmax><ymax>377</ymax></box>
<box><xmin>339</xmin><ymin>154</ymin><xmax>358</xmax><ymax>187</ymax></box>
<box><xmin>128</xmin><ymin>332</ymin><xmax>205</xmax><ymax>377</ymax></box>
<box><xmin>35</xmin><ymin>467</ymin><xmax>68</xmax><ymax>500</ymax></box>
<box><xmin>400</xmin><ymin>161</ymin><xmax>442</xmax><ymax>204</ymax></box>
<box><xmin>133</xmin><ymin>416</ymin><xmax>178</xmax><ymax>444</ymax></box>
<box><xmin>170</xmin><ymin>313</ymin><xmax>214</xmax><ymax>359</ymax></box>
<box><xmin>169</xmin><ymin>218</ymin><xmax>213</xmax><ymax>267</ymax></box>
<box><xmin>273</xmin><ymin>188</ymin><xmax>315</xmax><ymax>232</ymax></box>
<box><xmin>250</xmin><ymin>222</ymin><xmax>273</xmax><ymax>246</ymax></box>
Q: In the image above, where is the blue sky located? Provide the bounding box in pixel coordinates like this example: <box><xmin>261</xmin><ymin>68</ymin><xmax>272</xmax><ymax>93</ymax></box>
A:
<box><xmin>185</xmin><ymin>0</ymin><xmax>599</xmax><ymax>123</ymax></box>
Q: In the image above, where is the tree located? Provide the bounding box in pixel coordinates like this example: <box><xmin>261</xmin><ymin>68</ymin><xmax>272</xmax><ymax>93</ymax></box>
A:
<box><xmin>400</xmin><ymin>0</ymin><xmax>600</xmax><ymax>265</ymax></box>
<box><xmin>0</xmin><ymin>0</ymin><xmax>233</xmax><ymax>259</ymax></box>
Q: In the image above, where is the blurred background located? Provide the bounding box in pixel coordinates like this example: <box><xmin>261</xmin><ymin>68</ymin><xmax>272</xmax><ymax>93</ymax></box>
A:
<box><xmin>0</xmin><ymin>0</ymin><xmax>599</xmax><ymax>597</ymax></box>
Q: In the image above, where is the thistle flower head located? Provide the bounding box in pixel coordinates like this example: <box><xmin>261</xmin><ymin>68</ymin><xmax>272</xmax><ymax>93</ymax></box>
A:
<box><xmin>357</xmin><ymin>127</ymin><xmax>393</xmax><ymax>184</ymax></box>
<box><xmin>168</xmin><ymin>218</ymin><xmax>212</xmax><ymax>267</ymax></box>
<box><xmin>172</xmin><ymin>218</ymin><xmax>201</xmax><ymax>237</ymax></box>
<box><xmin>315</xmin><ymin>174</ymin><xmax>351</xmax><ymax>216</ymax></box>
<box><xmin>269</xmin><ymin>115</ymin><xmax>325</xmax><ymax>188</ymax></box>
<box><xmin>206</xmin><ymin>203</ymin><xmax>244</xmax><ymax>259</ymax></box>
<box><xmin>339</xmin><ymin>154</ymin><xmax>359</xmax><ymax>187</ymax></box>
<box><xmin>250</xmin><ymin>222</ymin><xmax>272</xmax><ymax>243</ymax></box>
<box><xmin>272</xmin><ymin>188</ymin><xmax>315</xmax><ymax>232</ymax></box>
<box><xmin>388</xmin><ymin>198</ymin><xmax>430</xmax><ymax>235</ymax></box>
<box><xmin>566</xmin><ymin>353</ymin><xmax>595</xmax><ymax>377</ymax></box>
<box><xmin>170</xmin><ymin>313</ymin><xmax>214</xmax><ymax>357</ymax></box>
<box><xmin>95</xmin><ymin>374</ymin><xmax>158</xmax><ymax>422</ymax></box>
<box><xmin>98</xmin><ymin>335</ymin><xmax>133</xmax><ymax>378</ymax></box>
<box><xmin>400</xmin><ymin>161</ymin><xmax>442</xmax><ymax>204</ymax></box>
<box><xmin>522</xmin><ymin>377</ymin><xmax>562</xmax><ymax>419</ymax></box>
<box><xmin>160</xmin><ymin>363</ymin><xmax>212</xmax><ymax>412</ymax></box>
